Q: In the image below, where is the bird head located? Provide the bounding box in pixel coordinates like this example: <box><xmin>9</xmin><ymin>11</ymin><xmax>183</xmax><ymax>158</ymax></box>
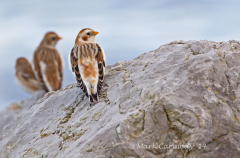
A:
<box><xmin>41</xmin><ymin>32</ymin><xmax>62</xmax><ymax>47</ymax></box>
<box><xmin>15</xmin><ymin>57</ymin><xmax>30</xmax><ymax>70</ymax></box>
<box><xmin>75</xmin><ymin>28</ymin><xmax>99</xmax><ymax>44</ymax></box>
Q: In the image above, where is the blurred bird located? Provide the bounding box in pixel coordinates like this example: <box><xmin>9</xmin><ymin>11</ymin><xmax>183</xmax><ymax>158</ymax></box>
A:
<box><xmin>68</xmin><ymin>28</ymin><xmax>105</xmax><ymax>105</ymax></box>
<box><xmin>33</xmin><ymin>32</ymin><xmax>63</xmax><ymax>92</ymax></box>
<box><xmin>15</xmin><ymin>57</ymin><xmax>40</xmax><ymax>94</ymax></box>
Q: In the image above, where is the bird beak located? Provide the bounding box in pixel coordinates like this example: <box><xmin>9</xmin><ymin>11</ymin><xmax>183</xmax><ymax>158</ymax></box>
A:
<box><xmin>58</xmin><ymin>36</ymin><xmax>62</xmax><ymax>40</ymax></box>
<box><xmin>93</xmin><ymin>31</ymin><xmax>99</xmax><ymax>35</ymax></box>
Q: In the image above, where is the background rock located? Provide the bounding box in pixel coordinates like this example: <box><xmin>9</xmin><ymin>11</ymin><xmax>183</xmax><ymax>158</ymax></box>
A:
<box><xmin>0</xmin><ymin>90</ymin><xmax>45</xmax><ymax>130</ymax></box>
<box><xmin>1</xmin><ymin>40</ymin><xmax>240</xmax><ymax>158</ymax></box>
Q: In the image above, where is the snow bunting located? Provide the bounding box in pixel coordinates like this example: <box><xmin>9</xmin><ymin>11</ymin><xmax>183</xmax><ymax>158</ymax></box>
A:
<box><xmin>15</xmin><ymin>57</ymin><xmax>40</xmax><ymax>94</ymax></box>
<box><xmin>33</xmin><ymin>32</ymin><xmax>63</xmax><ymax>92</ymax></box>
<box><xmin>68</xmin><ymin>28</ymin><xmax>105</xmax><ymax>105</ymax></box>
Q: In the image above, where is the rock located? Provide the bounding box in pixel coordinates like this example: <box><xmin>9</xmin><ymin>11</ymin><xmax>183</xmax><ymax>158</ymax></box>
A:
<box><xmin>1</xmin><ymin>40</ymin><xmax>240</xmax><ymax>158</ymax></box>
<box><xmin>0</xmin><ymin>89</ymin><xmax>45</xmax><ymax>130</ymax></box>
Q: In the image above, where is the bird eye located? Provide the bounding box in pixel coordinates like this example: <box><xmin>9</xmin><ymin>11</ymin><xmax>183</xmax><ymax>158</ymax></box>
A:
<box><xmin>52</xmin><ymin>37</ymin><xmax>56</xmax><ymax>40</ymax></box>
<box><xmin>87</xmin><ymin>33</ymin><xmax>90</xmax><ymax>35</ymax></box>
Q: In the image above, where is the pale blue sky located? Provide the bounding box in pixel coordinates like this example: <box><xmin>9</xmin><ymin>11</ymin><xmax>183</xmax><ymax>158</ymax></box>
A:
<box><xmin>0</xmin><ymin>0</ymin><xmax>240</xmax><ymax>110</ymax></box>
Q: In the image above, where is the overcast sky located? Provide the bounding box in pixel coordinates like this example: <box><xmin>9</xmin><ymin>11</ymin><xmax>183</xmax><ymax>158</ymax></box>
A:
<box><xmin>0</xmin><ymin>0</ymin><xmax>240</xmax><ymax>111</ymax></box>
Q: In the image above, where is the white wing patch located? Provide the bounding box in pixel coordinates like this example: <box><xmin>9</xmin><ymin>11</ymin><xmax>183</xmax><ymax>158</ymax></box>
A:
<box><xmin>68</xmin><ymin>51</ymin><xmax>76</xmax><ymax>78</ymax></box>
<box><xmin>40</xmin><ymin>61</ymin><xmax>53</xmax><ymax>91</ymax></box>
<box><xmin>101</xmin><ymin>47</ymin><xmax>106</xmax><ymax>61</ymax></box>
<box><xmin>101</xmin><ymin>47</ymin><xmax>106</xmax><ymax>75</ymax></box>
<box><xmin>31</xmin><ymin>62</ymin><xmax>39</xmax><ymax>81</ymax></box>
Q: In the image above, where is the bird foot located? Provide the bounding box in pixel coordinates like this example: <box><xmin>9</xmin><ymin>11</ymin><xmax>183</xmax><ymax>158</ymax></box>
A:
<box><xmin>89</xmin><ymin>101</ymin><xmax>99</xmax><ymax>107</ymax></box>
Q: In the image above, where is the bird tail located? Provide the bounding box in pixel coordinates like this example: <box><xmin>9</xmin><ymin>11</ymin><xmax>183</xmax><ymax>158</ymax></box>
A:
<box><xmin>85</xmin><ymin>82</ymin><xmax>98</xmax><ymax>105</ymax></box>
<box><xmin>89</xmin><ymin>92</ymin><xmax>98</xmax><ymax>105</ymax></box>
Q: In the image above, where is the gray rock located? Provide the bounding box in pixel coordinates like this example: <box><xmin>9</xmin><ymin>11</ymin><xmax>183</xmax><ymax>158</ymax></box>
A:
<box><xmin>1</xmin><ymin>40</ymin><xmax>240</xmax><ymax>158</ymax></box>
<box><xmin>0</xmin><ymin>89</ymin><xmax>45</xmax><ymax>130</ymax></box>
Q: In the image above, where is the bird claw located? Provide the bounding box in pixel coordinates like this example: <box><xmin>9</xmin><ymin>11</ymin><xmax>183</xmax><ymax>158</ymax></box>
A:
<box><xmin>89</xmin><ymin>101</ymin><xmax>99</xmax><ymax>107</ymax></box>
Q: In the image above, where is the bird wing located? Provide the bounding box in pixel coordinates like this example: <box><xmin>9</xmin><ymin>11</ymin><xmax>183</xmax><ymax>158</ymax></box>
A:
<box><xmin>33</xmin><ymin>49</ymin><xmax>45</xmax><ymax>86</ymax></box>
<box><xmin>20</xmin><ymin>63</ymin><xmax>38</xmax><ymax>80</ymax></box>
<box><xmin>20</xmin><ymin>71</ymin><xmax>39</xmax><ymax>86</ymax></box>
<box><xmin>55</xmin><ymin>50</ymin><xmax>63</xmax><ymax>89</ymax></box>
<box><xmin>15</xmin><ymin>71</ymin><xmax>39</xmax><ymax>94</ymax></box>
<box><xmin>33</xmin><ymin>47</ymin><xmax>63</xmax><ymax>91</ymax></box>
<box><xmin>69</xmin><ymin>47</ymin><xmax>89</xmax><ymax>97</ymax></box>
<box><xmin>95</xmin><ymin>43</ymin><xmax>105</xmax><ymax>94</ymax></box>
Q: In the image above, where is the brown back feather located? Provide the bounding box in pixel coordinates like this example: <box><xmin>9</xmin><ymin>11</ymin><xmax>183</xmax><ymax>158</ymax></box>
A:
<box><xmin>33</xmin><ymin>47</ymin><xmax>63</xmax><ymax>91</ymax></box>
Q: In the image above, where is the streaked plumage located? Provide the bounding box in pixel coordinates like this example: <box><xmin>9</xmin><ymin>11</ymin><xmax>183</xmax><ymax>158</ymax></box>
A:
<box><xmin>15</xmin><ymin>57</ymin><xmax>40</xmax><ymax>94</ymax></box>
<box><xmin>68</xmin><ymin>28</ymin><xmax>105</xmax><ymax>105</ymax></box>
<box><xmin>33</xmin><ymin>32</ymin><xmax>63</xmax><ymax>92</ymax></box>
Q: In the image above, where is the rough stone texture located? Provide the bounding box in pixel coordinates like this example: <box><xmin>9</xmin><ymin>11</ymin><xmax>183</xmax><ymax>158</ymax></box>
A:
<box><xmin>0</xmin><ymin>90</ymin><xmax>45</xmax><ymax>130</ymax></box>
<box><xmin>1</xmin><ymin>40</ymin><xmax>240</xmax><ymax>158</ymax></box>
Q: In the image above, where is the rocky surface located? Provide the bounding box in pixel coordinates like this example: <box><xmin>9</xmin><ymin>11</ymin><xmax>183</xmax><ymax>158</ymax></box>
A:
<box><xmin>0</xmin><ymin>90</ymin><xmax>45</xmax><ymax>130</ymax></box>
<box><xmin>1</xmin><ymin>40</ymin><xmax>240</xmax><ymax>158</ymax></box>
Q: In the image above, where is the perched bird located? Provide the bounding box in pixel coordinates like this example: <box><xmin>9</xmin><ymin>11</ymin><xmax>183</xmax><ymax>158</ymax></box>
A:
<box><xmin>33</xmin><ymin>32</ymin><xmax>63</xmax><ymax>92</ymax></box>
<box><xmin>68</xmin><ymin>28</ymin><xmax>105</xmax><ymax>105</ymax></box>
<box><xmin>15</xmin><ymin>57</ymin><xmax>40</xmax><ymax>94</ymax></box>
